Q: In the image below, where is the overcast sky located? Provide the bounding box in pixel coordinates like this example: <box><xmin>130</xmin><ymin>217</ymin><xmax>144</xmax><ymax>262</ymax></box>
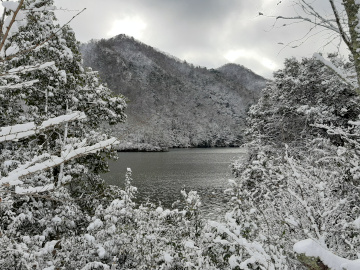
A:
<box><xmin>54</xmin><ymin>0</ymin><xmax>347</xmax><ymax>79</ymax></box>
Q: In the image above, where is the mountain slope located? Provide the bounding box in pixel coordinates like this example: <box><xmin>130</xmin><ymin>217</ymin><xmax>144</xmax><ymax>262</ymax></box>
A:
<box><xmin>80</xmin><ymin>34</ymin><xmax>267</xmax><ymax>148</ymax></box>
<box><xmin>217</xmin><ymin>63</ymin><xmax>267</xmax><ymax>101</ymax></box>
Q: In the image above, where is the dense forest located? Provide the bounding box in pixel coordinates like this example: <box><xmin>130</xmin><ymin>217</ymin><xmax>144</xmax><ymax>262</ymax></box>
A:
<box><xmin>0</xmin><ymin>0</ymin><xmax>360</xmax><ymax>269</ymax></box>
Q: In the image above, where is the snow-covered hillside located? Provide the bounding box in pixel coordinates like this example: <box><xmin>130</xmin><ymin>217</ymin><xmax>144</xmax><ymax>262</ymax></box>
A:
<box><xmin>81</xmin><ymin>34</ymin><xmax>268</xmax><ymax>148</ymax></box>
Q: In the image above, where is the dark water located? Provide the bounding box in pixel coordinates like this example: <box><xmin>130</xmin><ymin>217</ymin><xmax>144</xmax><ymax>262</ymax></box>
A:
<box><xmin>103</xmin><ymin>148</ymin><xmax>246</xmax><ymax>218</ymax></box>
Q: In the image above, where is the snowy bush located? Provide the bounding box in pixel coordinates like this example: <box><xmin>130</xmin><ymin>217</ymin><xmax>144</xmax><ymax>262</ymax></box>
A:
<box><xmin>231</xmin><ymin>55</ymin><xmax>360</xmax><ymax>269</ymax></box>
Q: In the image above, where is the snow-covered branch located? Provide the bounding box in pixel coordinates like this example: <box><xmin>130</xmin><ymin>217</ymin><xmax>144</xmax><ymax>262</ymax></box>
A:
<box><xmin>208</xmin><ymin>220</ymin><xmax>273</xmax><ymax>269</ymax></box>
<box><xmin>0</xmin><ymin>137</ymin><xmax>119</xmax><ymax>186</ymax></box>
<box><xmin>15</xmin><ymin>183</ymin><xmax>54</xmax><ymax>195</ymax></box>
<box><xmin>0</xmin><ymin>111</ymin><xmax>86</xmax><ymax>142</ymax></box>
<box><xmin>0</xmin><ymin>79</ymin><xmax>39</xmax><ymax>90</ymax></box>
<box><xmin>294</xmin><ymin>239</ymin><xmax>360</xmax><ymax>270</ymax></box>
<box><xmin>0</xmin><ymin>62</ymin><xmax>55</xmax><ymax>91</ymax></box>
<box><xmin>313</xmin><ymin>53</ymin><xmax>357</xmax><ymax>88</ymax></box>
<box><xmin>0</xmin><ymin>61</ymin><xmax>55</xmax><ymax>77</ymax></box>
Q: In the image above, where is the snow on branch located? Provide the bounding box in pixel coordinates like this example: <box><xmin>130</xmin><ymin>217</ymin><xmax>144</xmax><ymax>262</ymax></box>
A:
<box><xmin>0</xmin><ymin>111</ymin><xmax>86</xmax><ymax>142</ymax></box>
<box><xmin>294</xmin><ymin>239</ymin><xmax>360</xmax><ymax>270</ymax></box>
<box><xmin>15</xmin><ymin>183</ymin><xmax>54</xmax><ymax>195</ymax></box>
<box><xmin>1</xmin><ymin>61</ymin><xmax>55</xmax><ymax>76</ymax></box>
<box><xmin>313</xmin><ymin>53</ymin><xmax>357</xmax><ymax>88</ymax></box>
<box><xmin>0</xmin><ymin>137</ymin><xmax>119</xmax><ymax>186</ymax></box>
<box><xmin>208</xmin><ymin>220</ymin><xmax>273</xmax><ymax>268</ymax></box>
<box><xmin>0</xmin><ymin>79</ymin><xmax>39</xmax><ymax>90</ymax></box>
<box><xmin>0</xmin><ymin>62</ymin><xmax>55</xmax><ymax>91</ymax></box>
<box><xmin>2</xmin><ymin>1</ymin><xmax>21</xmax><ymax>12</ymax></box>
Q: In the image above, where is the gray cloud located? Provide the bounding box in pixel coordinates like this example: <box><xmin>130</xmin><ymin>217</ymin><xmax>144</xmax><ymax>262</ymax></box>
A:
<box><xmin>54</xmin><ymin>0</ymin><xmax>349</xmax><ymax>79</ymax></box>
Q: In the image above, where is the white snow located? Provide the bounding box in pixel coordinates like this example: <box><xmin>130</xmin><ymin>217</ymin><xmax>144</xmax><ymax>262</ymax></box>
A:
<box><xmin>2</xmin><ymin>1</ymin><xmax>20</xmax><ymax>12</ymax></box>
<box><xmin>51</xmin><ymin>216</ymin><xmax>62</xmax><ymax>224</ymax></box>
<box><xmin>6</xmin><ymin>62</ymin><xmax>55</xmax><ymax>75</ymax></box>
<box><xmin>163</xmin><ymin>252</ymin><xmax>173</xmax><ymax>263</ymax></box>
<box><xmin>0</xmin><ymin>79</ymin><xmax>39</xmax><ymax>91</ymax></box>
<box><xmin>0</xmin><ymin>111</ymin><xmax>86</xmax><ymax>142</ymax></box>
<box><xmin>84</xmin><ymin>234</ymin><xmax>95</xmax><ymax>243</ymax></box>
<box><xmin>349</xmin><ymin>120</ymin><xmax>360</xmax><ymax>126</ymax></box>
<box><xmin>184</xmin><ymin>240</ymin><xmax>198</xmax><ymax>249</ymax></box>
<box><xmin>155</xmin><ymin>207</ymin><xmax>163</xmax><ymax>213</ymax></box>
<box><xmin>353</xmin><ymin>216</ymin><xmax>360</xmax><ymax>229</ymax></box>
<box><xmin>81</xmin><ymin>262</ymin><xmax>110</xmax><ymax>270</ymax></box>
<box><xmin>284</xmin><ymin>215</ymin><xmax>299</xmax><ymax>227</ymax></box>
<box><xmin>87</xmin><ymin>219</ymin><xmax>104</xmax><ymax>231</ymax></box>
<box><xmin>313</xmin><ymin>53</ymin><xmax>357</xmax><ymax>88</ymax></box>
<box><xmin>209</xmin><ymin>220</ymin><xmax>272</xmax><ymax>267</ymax></box>
<box><xmin>97</xmin><ymin>245</ymin><xmax>106</xmax><ymax>258</ymax></box>
<box><xmin>1</xmin><ymin>137</ymin><xmax>118</xmax><ymax>186</ymax></box>
<box><xmin>15</xmin><ymin>184</ymin><xmax>54</xmax><ymax>194</ymax></box>
<box><xmin>294</xmin><ymin>239</ymin><xmax>360</xmax><ymax>270</ymax></box>
<box><xmin>5</xmin><ymin>45</ymin><xmax>19</xmax><ymax>56</ymax></box>
<box><xmin>229</xmin><ymin>255</ymin><xmax>240</xmax><ymax>268</ymax></box>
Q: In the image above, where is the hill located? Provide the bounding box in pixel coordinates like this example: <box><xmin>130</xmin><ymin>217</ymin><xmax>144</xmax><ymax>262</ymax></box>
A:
<box><xmin>80</xmin><ymin>34</ymin><xmax>268</xmax><ymax>148</ymax></box>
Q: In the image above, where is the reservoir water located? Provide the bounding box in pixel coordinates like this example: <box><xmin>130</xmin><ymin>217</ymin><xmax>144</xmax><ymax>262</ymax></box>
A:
<box><xmin>103</xmin><ymin>147</ymin><xmax>246</xmax><ymax>218</ymax></box>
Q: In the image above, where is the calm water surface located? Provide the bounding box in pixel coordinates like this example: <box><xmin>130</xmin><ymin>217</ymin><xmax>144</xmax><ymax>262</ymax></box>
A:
<box><xmin>103</xmin><ymin>148</ymin><xmax>246</xmax><ymax>218</ymax></box>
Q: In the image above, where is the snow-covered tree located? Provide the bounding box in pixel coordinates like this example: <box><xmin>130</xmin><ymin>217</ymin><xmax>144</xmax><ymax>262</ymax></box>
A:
<box><xmin>231</xmin><ymin>55</ymin><xmax>360</xmax><ymax>269</ymax></box>
<box><xmin>247</xmin><ymin>56</ymin><xmax>360</xmax><ymax>150</ymax></box>
<box><xmin>0</xmin><ymin>1</ymin><xmax>127</xmax><ymax>267</ymax></box>
<box><xmin>267</xmin><ymin>0</ymin><xmax>360</xmax><ymax>91</ymax></box>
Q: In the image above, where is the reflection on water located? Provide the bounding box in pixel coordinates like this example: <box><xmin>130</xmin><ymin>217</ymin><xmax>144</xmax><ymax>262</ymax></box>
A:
<box><xmin>103</xmin><ymin>148</ymin><xmax>247</xmax><ymax>219</ymax></box>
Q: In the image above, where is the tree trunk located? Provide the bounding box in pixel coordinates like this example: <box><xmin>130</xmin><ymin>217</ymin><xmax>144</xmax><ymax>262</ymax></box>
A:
<box><xmin>343</xmin><ymin>0</ymin><xmax>360</xmax><ymax>93</ymax></box>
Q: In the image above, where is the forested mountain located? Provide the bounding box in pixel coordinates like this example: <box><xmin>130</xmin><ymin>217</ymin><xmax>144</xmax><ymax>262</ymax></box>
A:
<box><xmin>80</xmin><ymin>34</ymin><xmax>267</xmax><ymax>148</ymax></box>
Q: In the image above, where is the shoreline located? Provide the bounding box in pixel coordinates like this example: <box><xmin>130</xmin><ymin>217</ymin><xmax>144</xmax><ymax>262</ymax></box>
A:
<box><xmin>114</xmin><ymin>142</ymin><xmax>241</xmax><ymax>152</ymax></box>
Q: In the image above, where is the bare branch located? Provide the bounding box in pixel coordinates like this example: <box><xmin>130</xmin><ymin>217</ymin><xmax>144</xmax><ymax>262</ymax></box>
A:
<box><xmin>275</xmin><ymin>15</ymin><xmax>340</xmax><ymax>34</ymax></box>
<box><xmin>301</xmin><ymin>0</ymin><xmax>338</xmax><ymax>31</ymax></box>
<box><xmin>0</xmin><ymin>0</ymin><xmax>24</xmax><ymax>53</ymax></box>
<box><xmin>0</xmin><ymin>5</ymin><xmax>7</xmax><ymax>39</ymax></box>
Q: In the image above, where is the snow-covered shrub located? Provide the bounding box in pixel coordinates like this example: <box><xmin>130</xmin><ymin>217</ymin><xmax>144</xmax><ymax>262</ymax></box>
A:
<box><xmin>232</xmin><ymin>56</ymin><xmax>360</xmax><ymax>268</ymax></box>
<box><xmin>247</xmin><ymin>56</ymin><xmax>360</xmax><ymax>151</ymax></box>
<box><xmin>69</xmin><ymin>170</ymin><xmax>275</xmax><ymax>269</ymax></box>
